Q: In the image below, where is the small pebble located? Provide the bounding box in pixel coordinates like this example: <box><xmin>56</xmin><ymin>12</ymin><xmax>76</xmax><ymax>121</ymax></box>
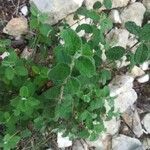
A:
<box><xmin>21</xmin><ymin>6</ymin><xmax>28</xmax><ymax>16</ymax></box>
<box><xmin>140</xmin><ymin>61</ymin><xmax>149</xmax><ymax>71</ymax></box>
<box><xmin>57</xmin><ymin>132</ymin><xmax>72</xmax><ymax>148</ymax></box>
<box><xmin>109</xmin><ymin>9</ymin><xmax>122</xmax><ymax>24</ymax></box>
<box><xmin>137</xmin><ymin>74</ymin><xmax>149</xmax><ymax>83</ymax></box>
<box><xmin>0</xmin><ymin>52</ymin><xmax>10</xmax><ymax>59</ymax></box>
<box><xmin>131</xmin><ymin>66</ymin><xmax>145</xmax><ymax>77</ymax></box>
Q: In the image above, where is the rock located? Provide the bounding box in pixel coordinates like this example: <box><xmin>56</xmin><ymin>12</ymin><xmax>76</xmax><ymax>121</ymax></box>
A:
<box><xmin>21</xmin><ymin>47</ymin><xmax>35</xmax><ymax>60</ymax></box>
<box><xmin>86</xmin><ymin>137</ymin><xmax>104</xmax><ymax>150</ymax></box>
<box><xmin>131</xmin><ymin>66</ymin><xmax>145</xmax><ymax>77</ymax></box>
<box><xmin>72</xmin><ymin>140</ymin><xmax>88</xmax><ymax>150</ymax></box>
<box><xmin>3</xmin><ymin>17</ymin><xmax>28</xmax><ymax>37</ymax></box>
<box><xmin>104</xmin><ymin>117</ymin><xmax>120</xmax><ymax>135</ymax></box>
<box><xmin>109</xmin><ymin>9</ymin><xmax>122</xmax><ymax>24</ymax></box>
<box><xmin>112</xmin><ymin>134</ymin><xmax>144</xmax><ymax>150</ymax></box>
<box><xmin>106</xmin><ymin>28</ymin><xmax>129</xmax><ymax>48</ymax></box>
<box><xmin>57</xmin><ymin>132</ymin><xmax>72</xmax><ymax>148</ymax></box>
<box><xmin>0</xmin><ymin>52</ymin><xmax>10</xmax><ymax>59</ymax></box>
<box><xmin>121</xmin><ymin>2</ymin><xmax>146</xmax><ymax>26</ymax></box>
<box><xmin>137</xmin><ymin>74</ymin><xmax>149</xmax><ymax>83</ymax></box>
<box><xmin>127</xmin><ymin>34</ymin><xmax>139</xmax><ymax>53</ymax></box>
<box><xmin>142</xmin><ymin>113</ymin><xmax>150</xmax><ymax>134</ymax></box>
<box><xmin>142</xmin><ymin>137</ymin><xmax>150</xmax><ymax>150</ymax></box>
<box><xmin>143</xmin><ymin>0</ymin><xmax>150</xmax><ymax>12</ymax></box>
<box><xmin>140</xmin><ymin>61</ymin><xmax>149</xmax><ymax>71</ymax></box>
<box><xmin>116</xmin><ymin>56</ymin><xmax>130</xmax><ymax>68</ymax></box>
<box><xmin>20</xmin><ymin>6</ymin><xmax>28</xmax><ymax>16</ymax></box>
<box><xmin>84</xmin><ymin>0</ymin><xmax>130</xmax><ymax>9</ymax></box>
<box><xmin>122</xmin><ymin>107</ymin><xmax>143</xmax><ymax>137</ymax></box>
<box><xmin>30</xmin><ymin>0</ymin><xmax>84</xmax><ymax>25</ymax></box>
<box><xmin>109</xmin><ymin>75</ymin><xmax>137</xmax><ymax>113</ymax></box>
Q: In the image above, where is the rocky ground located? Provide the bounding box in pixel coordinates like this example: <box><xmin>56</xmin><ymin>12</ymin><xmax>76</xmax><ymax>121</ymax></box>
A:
<box><xmin>0</xmin><ymin>0</ymin><xmax>150</xmax><ymax>150</ymax></box>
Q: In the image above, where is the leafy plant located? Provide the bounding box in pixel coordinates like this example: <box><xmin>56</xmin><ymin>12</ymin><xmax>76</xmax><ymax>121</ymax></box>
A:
<box><xmin>0</xmin><ymin>1</ymin><xmax>149</xmax><ymax>149</ymax></box>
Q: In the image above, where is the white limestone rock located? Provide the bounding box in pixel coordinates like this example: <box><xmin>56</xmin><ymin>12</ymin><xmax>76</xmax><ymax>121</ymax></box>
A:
<box><xmin>121</xmin><ymin>2</ymin><xmax>146</xmax><ymax>26</ymax></box>
<box><xmin>142</xmin><ymin>113</ymin><xmax>150</xmax><ymax>134</ymax></box>
<box><xmin>30</xmin><ymin>0</ymin><xmax>84</xmax><ymax>25</ymax></box>
<box><xmin>137</xmin><ymin>74</ymin><xmax>149</xmax><ymax>83</ymax></box>
<box><xmin>143</xmin><ymin>0</ymin><xmax>150</xmax><ymax>12</ymax></box>
<box><xmin>72</xmin><ymin>140</ymin><xmax>88</xmax><ymax>150</ymax></box>
<box><xmin>106</xmin><ymin>28</ymin><xmax>129</xmax><ymax>48</ymax></box>
<box><xmin>112</xmin><ymin>135</ymin><xmax>144</xmax><ymax>150</ymax></box>
<box><xmin>57</xmin><ymin>132</ymin><xmax>72</xmax><ymax>148</ymax></box>
<box><xmin>3</xmin><ymin>17</ymin><xmax>28</xmax><ymax>38</ymax></box>
<box><xmin>109</xmin><ymin>9</ymin><xmax>122</xmax><ymax>24</ymax></box>
<box><xmin>104</xmin><ymin>117</ymin><xmax>120</xmax><ymax>135</ymax></box>
<box><xmin>131</xmin><ymin>66</ymin><xmax>145</xmax><ymax>78</ymax></box>
<box><xmin>20</xmin><ymin>6</ymin><xmax>28</xmax><ymax>16</ymax></box>
<box><xmin>140</xmin><ymin>61</ymin><xmax>150</xmax><ymax>71</ymax></box>
<box><xmin>109</xmin><ymin>75</ymin><xmax>137</xmax><ymax>113</ymax></box>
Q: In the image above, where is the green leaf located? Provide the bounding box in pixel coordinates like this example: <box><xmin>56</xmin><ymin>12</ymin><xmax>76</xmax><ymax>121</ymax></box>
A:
<box><xmin>61</xmin><ymin>28</ymin><xmax>82</xmax><ymax>55</ymax></box>
<box><xmin>54</xmin><ymin>45</ymin><xmax>71</xmax><ymax>64</ymax></box>
<box><xmin>99</xmin><ymin>69</ymin><xmax>111</xmax><ymax>85</ymax></box>
<box><xmin>48</xmin><ymin>63</ymin><xmax>70</xmax><ymax>81</ymax></box>
<box><xmin>139</xmin><ymin>23</ymin><xmax>150</xmax><ymax>41</ymax></box>
<box><xmin>76</xmin><ymin>24</ymin><xmax>93</xmax><ymax>33</ymax></box>
<box><xmin>39</xmin><ymin>24</ymin><xmax>53</xmax><ymax>37</ymax></box>
<box><xmin>20</xmin><ymin>86</ymin><xmax>29</xmax><ymax>98</ymax></box>
<box><xmin>15</xmin><ymin>66</ymin><xmax>28</xmax><ymax>76</ymax></box>
<box><xmin>134</xmin><ymin>44</ymin><xmax>149</xmax><ymax>64</ymax></box>
<box><xmin>125</xmin><ymin>21</ymin><xmax>141</xmax><ymax>36</ymax></box>
<box><xmin>44</xmin><ymin>86</ymin><xmax>61</xmax><ymax>99</ymax></box>
<box><xmin>5</xmin><ymin>67</ymin><xmax>15</xmax><ymax>80</ymax></box>
<box><xmin>82</xmin><ymin>44</ymin><xmax>93</xmax><ymax>57</ymax></box>
<box><xmin>106</xmin><ymin>46</ymin><xmax>125</xmax><ymax>60</ymax></box>
<box><xmin>103</xmin><ymin>0</ymin><xmax>112</xmax><ymax>9</ymax></box>
<box><xmin>75</xmin><ymin>56</ymin><xmax>96</xmax><ymax>78</ymax></box>
<box><xmin>93</xmin><ymin>1</ymin><xmax>102</xmax><ymax>9</ymax></box>
<box><xmin>3</xmin><ymin>134</ymin><xmax>20</xmax><ymax>150</ymax></box>
<box><xmin>77</xmin><ymin>7</ymin><xmax>100</xmax><ymax>21</ymax></box>
<box><xmin>65</xmin><ymin>77</ymin><xmax>80</xmax><ymax>94</ymax></box>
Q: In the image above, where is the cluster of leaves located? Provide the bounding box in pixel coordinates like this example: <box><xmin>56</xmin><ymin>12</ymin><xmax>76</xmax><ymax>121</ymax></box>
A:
<box><xmin>0</xmin><ymin>1</ymin><xmax>150</xmax><ymax>149</ymax></box>
<box><xmin>125</xmin><ymin>21</ymin><xmax>150</xmax><ymax>66</ymax></box>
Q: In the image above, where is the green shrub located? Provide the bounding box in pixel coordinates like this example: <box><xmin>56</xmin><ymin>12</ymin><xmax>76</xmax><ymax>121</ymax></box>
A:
<box><xmin>0</xmin><ymin>1</ymin><xmax>150</xmax><ymax>149</ymax></box>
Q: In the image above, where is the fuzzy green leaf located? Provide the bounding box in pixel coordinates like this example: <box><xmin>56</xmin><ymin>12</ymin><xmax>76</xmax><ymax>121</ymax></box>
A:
<box><xmin>5</xmin><ymin>67</ymin><xmax>15</xmax><ymax>80</ymax></box>
<box><xmin>65</xmin><ymin>77</ymin><xmax>80</xmax><ymax>94</ymax></box>
<box><xmin>15</xmin><ymin>66</ymin><xmax>28</xmax><ymax>76</ymax></box>
<box><xmin>134</xmin><ymin>44</ymin><xmax>149</xmax><ymax>64</ymax></box>
<box><xmin>48</xmin><ymin>63</ymin><xmax>70</xmax><ymax>81</ymax></box>
<box><xmin>61</xmin><ymin>29</ymin><xmax>82</xmax><ymax>55</ymax></box>
<box><xmin>139</xmin><ymin>23</ymin><xmax>150</xmax><ymax>41</ymax></box>
<box><xmin>93</xmin><ymin>1</ymin><xmax>102</xmax><ymax>9</ymax></box>
<box><xmin>106</xmin><ymin>46</ymin><xmax>125</xmax><ymax>60</ymax></box>
<box><xmin>125</xmin><ymin>21</ymin><xmax>141</xmax><ymax>36</ymax></box>
<box><xmin>20</xmin><ymin>86</ymin><xmax>29</xmax><ymax>98</ymax></box>
<box><xmin>75</xmin><ymin>56</ymin><xmax>96</xmax><ymax>78</ymax></box>
<box><xmin>103</xmin><ymin>0</ymin><xmax>112</xmax><ymax>9</ymax></box>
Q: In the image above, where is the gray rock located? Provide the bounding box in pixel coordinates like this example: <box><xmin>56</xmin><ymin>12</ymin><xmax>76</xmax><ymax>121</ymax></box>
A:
<box><xmin>143</xmin><ymin>0</ymin><xmax>150</xmax><ymax>12</ymax></box>
<box><xmin>109</xmin><ymin>9</ymin><xmax>122</xmax><ymax>24</ymax></box>
<box><xmin>137</xmin><ymin>74</ymin><xmax>150</xmax><ymax>83</ymax></box>
<box><xmin>106</xmin><ymin>28</ymin><xmax>129</xmax><ymax>48</ymax></box>
<box><xmin>109</xmin><ymin>75</ymin><xmax>137</xmax><ymax>113</ymax></box>
<box><xmin>121</xmin><ymin>2</ymin><xmax>146</xmax><ymax>26</ymax></box>
<box><xmin>112</xmin><ymin>135</ymin><xmax>144</xmax><ymax>150</ymax></box>
<box><xmin>142</xmin><ymin>113</ymin><xmax>150</xmax><ymax>134</ymax></box>
<box><xmin>30</xmin><ymin>0</ymin><xmax>84</xmax><ymax>25</ymax></box>
<box><xmin>72</xmin><ymin>140</ymin><xmax>88</xmax><ymax>150</ymax></box>
<box><xmin>122</xmin><ymin>107</ymin><xmax>143</xmax><ymax>137</ymax></box>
